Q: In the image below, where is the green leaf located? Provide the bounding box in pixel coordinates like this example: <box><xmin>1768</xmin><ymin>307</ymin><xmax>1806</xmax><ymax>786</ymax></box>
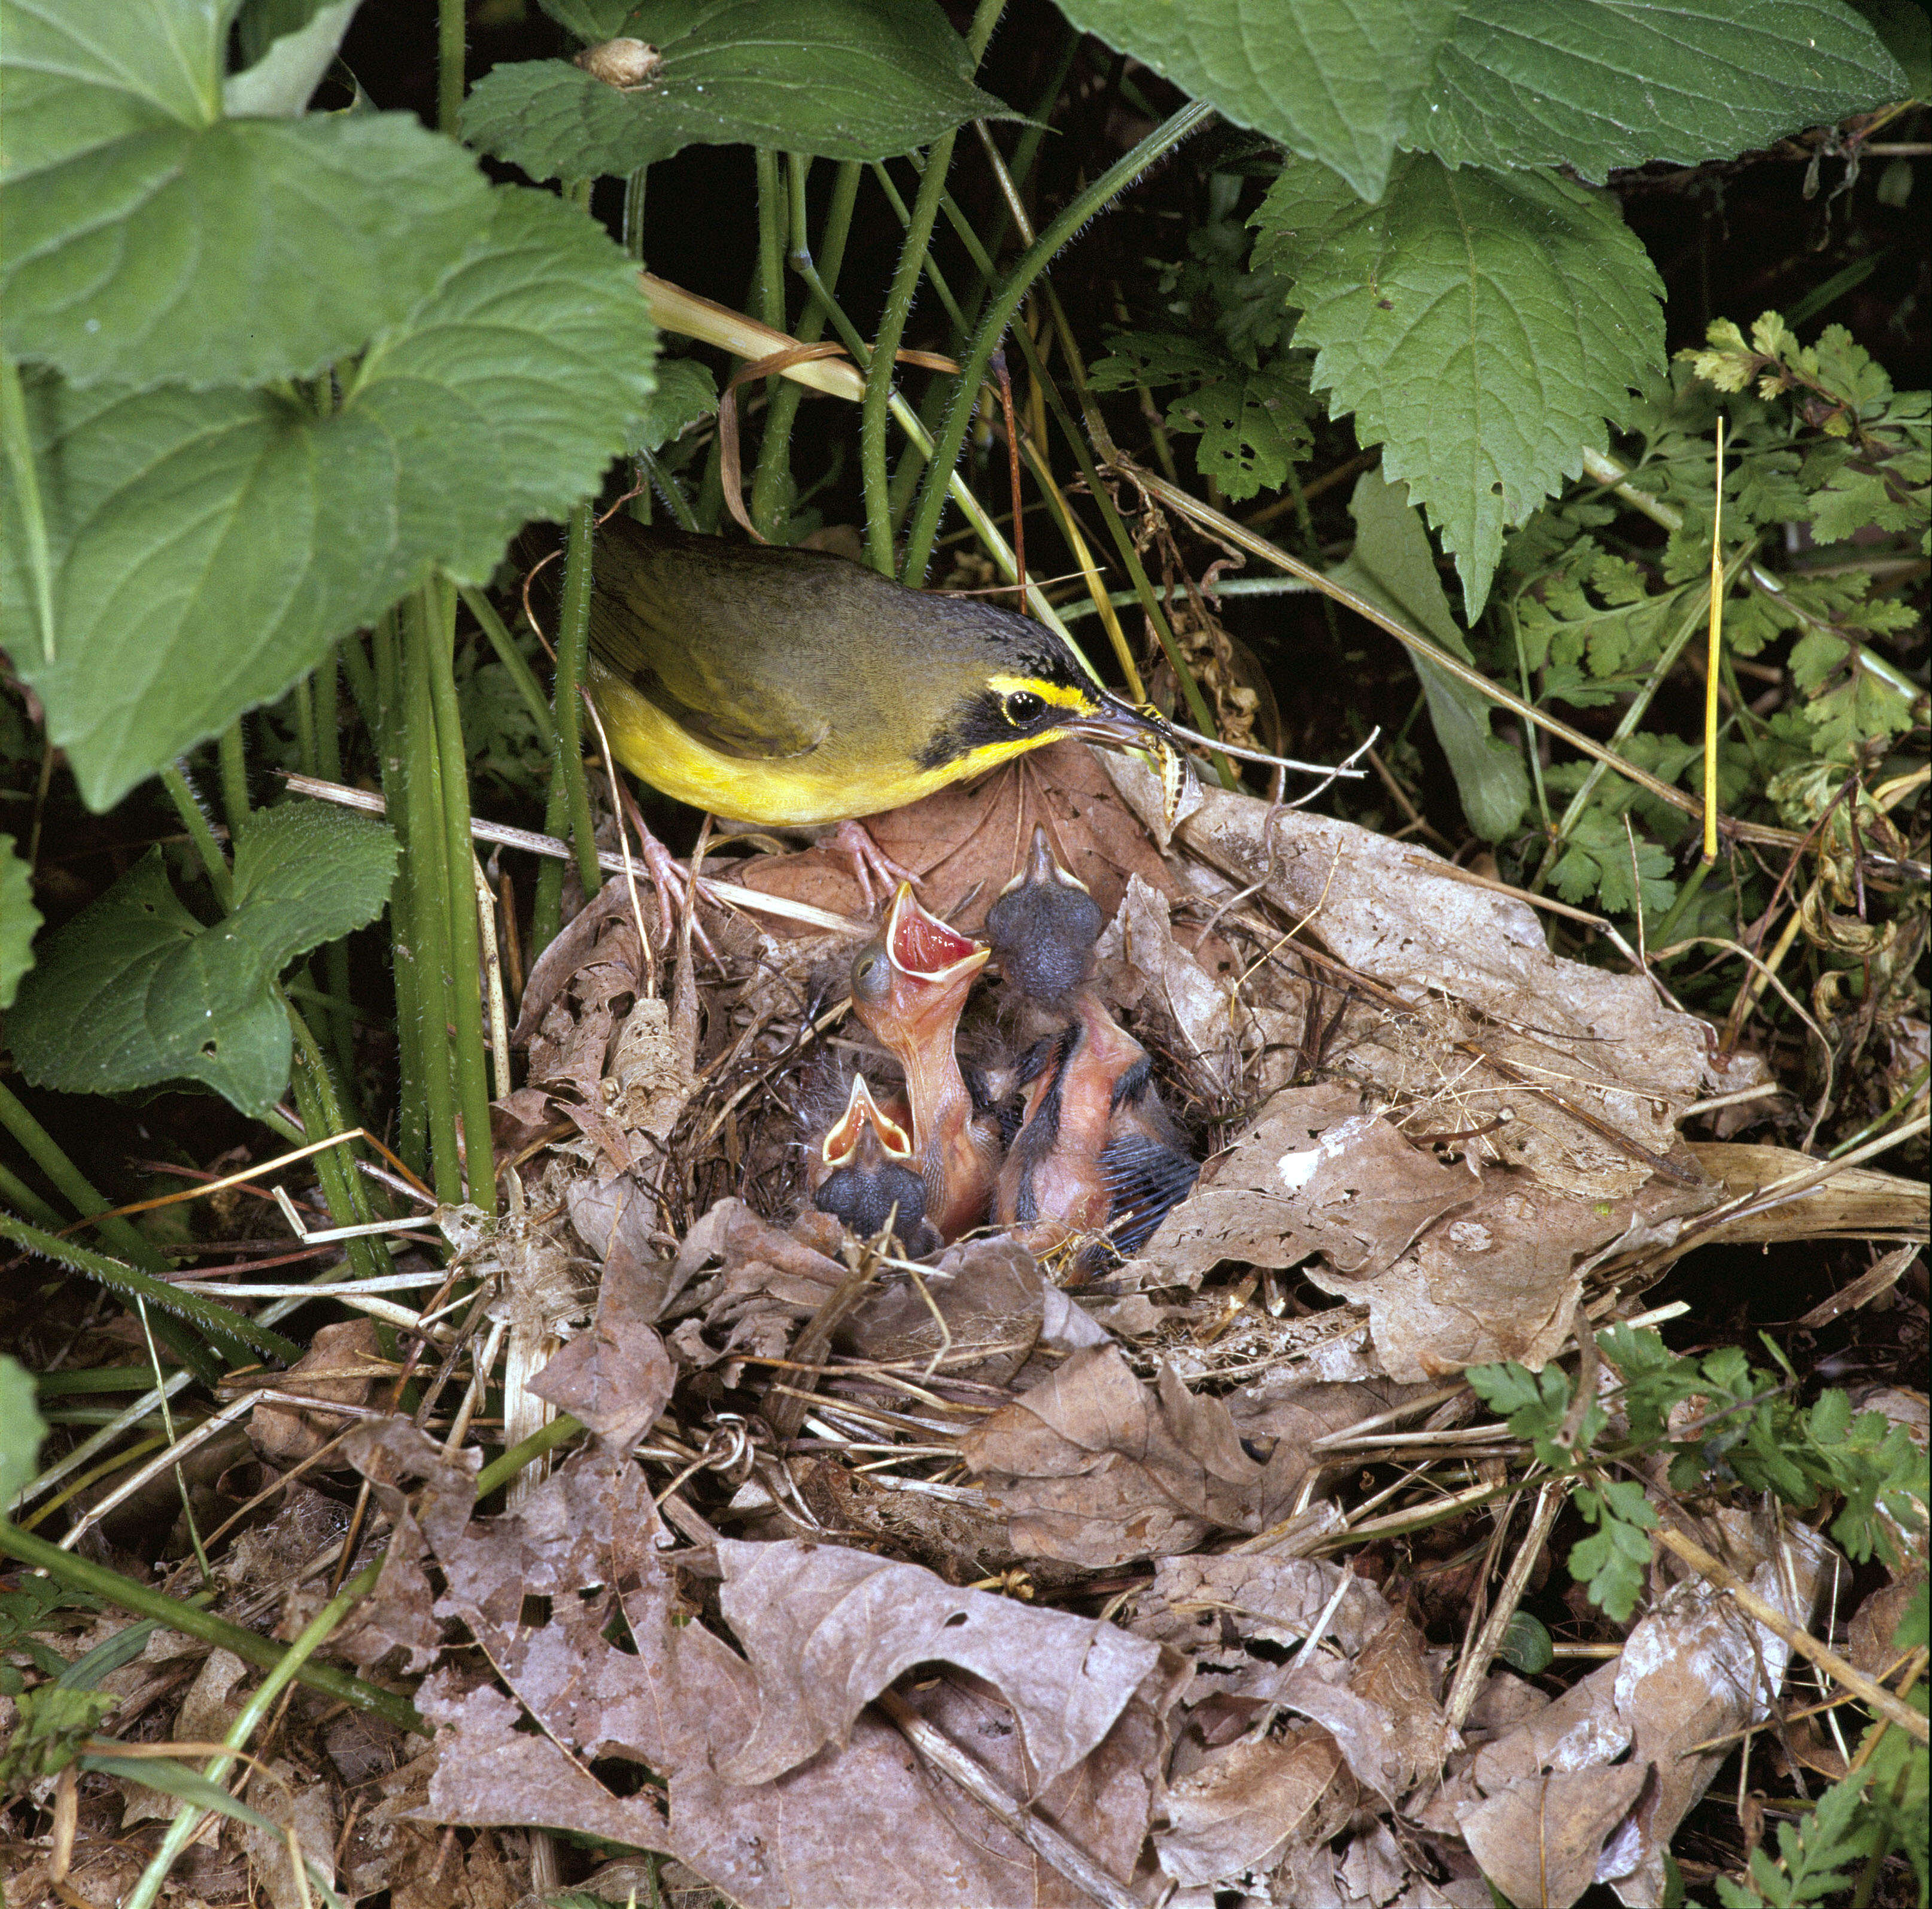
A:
<box><xmin>460</xmin><ymin>0</ymin><xmax>1013</xmax><ymax>181</ymax></box>
<box><xmin>1413</xmin><ymin>0</ymin><xmax>1909</xmax><ymax>180</ymax></box>
<box><xmin>1499</xmin><ymin>1610</ymin><xmax>1553</xmax><ymax>1674</ymax></box>
<box><xmin>2</xmin><ymin>185</ymin><xmax>657</xmax><ymax>809</ymax></box>
<box><xmin>1332</xmin><ymin>470</ymin><xmax>1529</xmax><ymax>839</ymax></box>
<box><xmin>223</xmin><ymin>0</ymin><xmax>361</xmax><ymax>117</ymax></box>
<box><xmin>0</xmin><ymin>1354</ymin><xmax>48</xmax><ymax>1512</ymax></box>
<box><xmin>637</xmin><ymin>355</ymin><xmax>718</xmax><ymax>451</ymax></box>
<box><xmin>9</xmin><ymin>802</ymin><xmax>396</xmax><ymax>1115</ymax></box>
<box><xmin>1256</xmin><ymin>153</ymin><xmax>1665</xmax><ymax>618</ymax></box>
<box><xmin>1055</xmin><ymin>0</ymin><xmax>1459</xmax><ymax>200</ymax></box>
<box><xmin>1</xmin><ymin>832</ymin><xmax>40</xmax><ymax>1008</ymax></box>
<box><xmin>0</xmin><ymin>0</ymin><xmax>490</xmax><ymax>390</ymax></box>
<box><xmin>1089</xmin><ymin>332</ymin><xmax>1313</xmax><ymax>501</ymax></box>
<box><xmin>0</xmin><ymin>1682</ymin><xmax>117</xmax><ymax>1784</ymax></box>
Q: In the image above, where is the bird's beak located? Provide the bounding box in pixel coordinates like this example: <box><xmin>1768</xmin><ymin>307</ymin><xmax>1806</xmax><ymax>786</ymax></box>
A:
<box><xmin>883</xmin><ymin>883</ymin><xmax>990</xmax><ymax>984</ymax></box>
<box><xmin>822</xmin><ymin>1073</ymin><xmax>914</xmax><ymax>1167</ymax></box>
<box><xmin>1059</xmin><ymin>689</ymin><xmax>1178</xmax><ymax>753</ymax></box>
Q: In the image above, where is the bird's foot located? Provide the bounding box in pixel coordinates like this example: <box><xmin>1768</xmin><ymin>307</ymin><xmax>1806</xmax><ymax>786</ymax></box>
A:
<box><xmin>612</xmin><ymin>785</ymin><xmax>722</xmax><ymax>962</ymax></box>
<box><xmin>829</xmin><ymin>819</ymin><xmax>921</xmax><ymax>914</ymax></box>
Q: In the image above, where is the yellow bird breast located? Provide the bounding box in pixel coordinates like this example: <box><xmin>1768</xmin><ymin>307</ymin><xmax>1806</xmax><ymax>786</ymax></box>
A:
<box><xmin>587</xmin><ymin>657</ymin><xmax>1043</xmax><ymax>828</ymax></box>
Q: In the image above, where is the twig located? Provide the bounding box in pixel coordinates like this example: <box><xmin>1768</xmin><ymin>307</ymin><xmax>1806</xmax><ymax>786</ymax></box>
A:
<box><xmin>874</xmin><ymin>1688</ymin><xmax>1141</xmax><ymax>1909</ymax></box>
<box><xmin>1654</xmin><ymin>1521</ymin><xmax>1928</xmax><ymax>1744</ymax></box>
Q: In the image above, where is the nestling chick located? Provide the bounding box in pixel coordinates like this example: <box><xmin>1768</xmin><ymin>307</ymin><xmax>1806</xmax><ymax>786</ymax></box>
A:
<box><xmin>988</xmin><ymin>829</ymin><xmax>1197</xmax><ymax>1269</ymax></box>
<box><xmin>809</xmin><ymin>1072</ymin><xmax>940</xmax><ymax>1258</ymax></box>
<box><xmin>847</xmin><ymin>885</ymin><xmax>1000</xmax><ymax>1241</ymax></box>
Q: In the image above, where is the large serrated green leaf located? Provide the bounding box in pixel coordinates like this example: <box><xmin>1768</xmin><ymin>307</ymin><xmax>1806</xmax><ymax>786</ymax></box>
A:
<box><xmin>1332</xmin><ymin>470</ymin><xmax>1529</xmax><ymax>840</ymax></box>
<box><xmin>9</xmin><ymin>802</ymin><xmax>396</xmax><ymax>1116</ymax></box>
<box><xmin>1256</xmin><ymin>154</ymin><xmax>1664</xmax><ymax>618</ymax></box>
<box><xmin>1412</xmin><ymin>0</ymin><xmax>1910</xmax><ymax>180</ymax></box>
<box><xmin>1</xmin><ymin>186</ymin><xmax>657</xmax><ymax>810</ymax></box>
<box><xmin>1</xmin><ymin>832</ymin><xmax>40</xmax><ymax>1009</ymax></box>
<box><xmin>0</xmin><ymin>0</ymin><xmax>490</xmax><ymax>390</ymax></box>
<box><xmin>1055</xmin><ymin>0</ymin><xmax>1459</xmax><ymax>200</ymax></box>
<box><xmin>461</xmin><ymin>0</ymin><xmax>1012</xmax><ymax>180</ymax></box>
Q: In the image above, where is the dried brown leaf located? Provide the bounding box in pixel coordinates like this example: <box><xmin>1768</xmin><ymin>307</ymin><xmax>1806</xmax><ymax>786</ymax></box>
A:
<box><xmin>1155</xmin><ymin>1722</ymin><xmax>1353</xmax><ymax>1887</ymax></box>
<box><xmin>960</xmin><ymin>1346</ymin><xmax>1268</xmax><ymax>1565</ymax></box>
<box><xmin>248</xmin><ymin>1318</ymin><xmax>386</xmax><ymax>1464</ymax></box>
<box><xmin>1456</xmin><ymin>1764</ymin><xmax>1647</xmax><ymax>1909</ymax></box>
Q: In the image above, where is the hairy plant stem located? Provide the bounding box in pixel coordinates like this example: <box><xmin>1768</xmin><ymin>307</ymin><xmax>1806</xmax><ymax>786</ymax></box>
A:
<box><xmin>751</xmin><ymin>156</ymin><xmax>862</xmax><ymax>538</ymax></box>
<box><xmin>217</xmin><ymin>720</ymin><xmax>250</xmax><ymax>836</ymax></box>
<box><xmin>436</xmin><ymin>0</ymin><xmax>464</xmax><ymax>132</ymax></box>
<box><xmin>534</xmin><ymin>502</ymin><xmax>603</xmax><ymax>962</ymax></box>
<box><xmin>901</xmin><ymin>98</ymin><xmax>1213</xmax><ymax>582</ymax></box>
<box><xmin>370</xmin><ymin>612</ymin><xmax>427</xmax><ymax>1178</ymax></box>
<box><xmin>0</xmin><ymin>1519</ymin><xmax>422</xmax><ymax>1734</ymax></box>
<box><xmin>421</xmin><ymin>576</ymin><xmax>497</xmax><ymax>1212</ymax></box>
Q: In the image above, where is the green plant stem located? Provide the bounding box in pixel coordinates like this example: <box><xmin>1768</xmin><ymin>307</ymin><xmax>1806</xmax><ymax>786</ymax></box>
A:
<box><xmin>399</xmin><ymin>591</ymin><xmax>464</xmax><ymax>1205</ymax></box>
<box><xmin>474</xmin><ymin>1414</ymin><xmax>585</xmax><ymax>1498</ymax></box>
<box><xmin>436</xmin><ymin>0</ymin><xmax>464</xmax><ymax>133</ymax></box>
<box><xmin>552</xmin><ymin>501</ymin><xmax>603</xmax><ymax>901</ymax></box>
<box><xmin>281</xmin><ymin>992</ymin><xmax>393</xmax><ymax>1280</ymax></box>
<box><xmin>423</xmin><ymin>577</ymin><xmax>497</xmax><ymax>1212</ymax></box>
<box><xmin>371</xmin><ymin>612</ymin><xmax>429</xmax><ymax>1180</ymax></box>
<box><xmin>0</xmin><ymin>1158</ymin><xmax>63</xmax><ymax>1227</ymax></box>
<box><xmin>1532</xmin><ymin>537</ymin><xmax>1760</xmax><ymax>892</ymax></box>
<box><xmin>751</xmin><ymin>155</ymin><xmax>862</xmax><ymax>539</ymax></box>
<box><xmin>217</xmin><ymin>720</ymin><xmax>250</xmax><ymax>836</ymax></box>
<box><xmin>900</xmin><ymin>98</ymin><xmax>1214</xmax><ymax>582</ymax></box>
<box><xmin>0</xmin><ymin>1519</ymin><xmax>423</xmax><ymax>1734</ymax></box>
<box><xmin>1</xmin><ymin>353</ymin><xmax>57</xmax><ymax>664</ymax></box>
<box><xmin>121</xmin><ymin>1563</ymin><xmax>382</xmax><ymax>1909</ymax></box>
<box><xmin>0</xmin><ymin>1082</ymin><xmax>172</xmax><ymax>1277</ymax></box>
<box><xmin>862</xmin><ymin>134</ymin><xmax>961</xmax><ymax>573</ymax></box>
<box><xmin>312</xmin><ymin>650</ymin><xmax>358</xmax><ymax>1086</ymax></box>
<box><xmin>1647</xmin><ymin>852</ymin><xmax>1713</xmax><ymax>951</ymax></box>
<box><xmin>622</xmin><ymin>166</ymin><xmax>648</xmax><ymax>261</ymax></box>
<box><xmin>457</xmin><ymin>583</ymin><xmax>557</xmax><ymax>749</ymax></box>
<box><xmin>638</xmin><ymin>445</ymin><xmax>701</xmax><ymax>533</ymax></box>
<box><xmin>159</xmin><ymin>762</ymin><xmax>233</xmax><ymax>910</ymax></box>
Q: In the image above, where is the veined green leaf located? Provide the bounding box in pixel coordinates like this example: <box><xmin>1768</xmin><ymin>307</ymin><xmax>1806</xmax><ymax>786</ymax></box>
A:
<box><xmin>8</xmin><ymin>801</ymin><xmax>397</xmax><ymax>1115</ymax></box>
<box><xmin>0</xmin><ymin>0</ymin><xmax>488</xmax><ymax>390</ymax></box>
<box><xmin>1</xmin><ymin>833</ymin><xmax>40</xmax><ymax>1008</ymax></box>
<box><xmin>2</xmin><ymin>186</ymin><xmax>657</xmax><ymax>808</ymax></box>
<box><xmin>0</xmin><ymin>1355</ymin><xmax>47</xmax><ymax>1512</ymax></box>
<box><xmin>1256</xmin><ymin>154</ymin><xmax>1664</xmax><ymax>618</ymax></box>
<box><xmin>461</xmin><ymin>0</ymin><xmax>1013</xmax><ymax>180</ymax></box>
<box><xmin>1412</xmin><ymin>0</ymin><xmax>1909</xmax><ymax>179</ymax></box>
<box><xmin>1055</xmin><ymin>0</ymin><xmax>1458</xmax><ymax>200</ymax></box>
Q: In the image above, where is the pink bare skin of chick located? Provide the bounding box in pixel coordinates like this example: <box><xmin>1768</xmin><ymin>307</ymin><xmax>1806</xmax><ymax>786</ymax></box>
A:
<box><xmin>847</xmin><ymin>886</ymin><xmax>998</xmax><ymax>1242</ymax></box>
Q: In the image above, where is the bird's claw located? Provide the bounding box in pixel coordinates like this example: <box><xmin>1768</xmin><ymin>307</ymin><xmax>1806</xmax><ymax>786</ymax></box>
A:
<box><xmin>830</xmin><ymin>819</ymin><xmax>921</xmax><ymax>914</ymax></box>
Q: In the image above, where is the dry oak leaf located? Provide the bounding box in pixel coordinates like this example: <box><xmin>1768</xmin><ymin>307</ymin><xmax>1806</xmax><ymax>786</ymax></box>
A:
<box><xmin>248</xmin><ymin>1317</ymin><xmax>388</xmax><ymax>1464</ymax></box>
<box><xmin>1104</xmin><ymin>752</ymin><xmax>1709</xmax><ymax>1199</ymax></box>
<box><xmin>713</xmin><ymin>1537</ymin><xmax>1178</xmax><ymax>1788</ymax></box>
<box><xmin>959</xmin><ymin>1345</ymin><xmax>1268</xmax><ymax>1566</ymax></box>
<box><xmin>1155</xmin><ymin>1721</ymin><xmax>1354</xmax><ymax>1888</ymax></box>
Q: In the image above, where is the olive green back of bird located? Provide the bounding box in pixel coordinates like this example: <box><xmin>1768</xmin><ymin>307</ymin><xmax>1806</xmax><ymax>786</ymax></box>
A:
<box><xmin>565</xmin><ymin>518</ymin><xmax>1153</xmax><ymax>827</ymax></box>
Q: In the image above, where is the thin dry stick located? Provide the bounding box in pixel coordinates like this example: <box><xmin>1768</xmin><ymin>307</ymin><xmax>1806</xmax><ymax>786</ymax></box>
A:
<box><xmin>1654</xmin><ymin>1520</ymin><xmax>1928</xmax><ymax>1744</ymax></box>
<box><xmin>1445</xmin><ymin>1481</ymin><xmax>1566</xmax><ymax>1732</ymax></box>
<box><xmin>874</xmin><ymin>1688</ymin><xmax>1140</xmax><ymax>1909</ymax></box>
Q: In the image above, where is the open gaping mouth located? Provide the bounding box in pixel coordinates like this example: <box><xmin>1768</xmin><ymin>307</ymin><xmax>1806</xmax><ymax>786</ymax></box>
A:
<box><xmin>885</xmin><ymin>884</ymin><xmax>989</xmax><ymax>981</ymax></box>
<box><xmin>821</xmin><ymin>1073</ymin><xmax>914</xmax><ymax>1166</ymax></box>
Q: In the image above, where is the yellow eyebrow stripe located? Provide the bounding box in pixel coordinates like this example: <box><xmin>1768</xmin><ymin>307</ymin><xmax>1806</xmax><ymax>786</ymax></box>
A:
<box><xmin>985</xmin><ymin>674</ymin><xmax>1090</xmax><ymax>712</ymax></box>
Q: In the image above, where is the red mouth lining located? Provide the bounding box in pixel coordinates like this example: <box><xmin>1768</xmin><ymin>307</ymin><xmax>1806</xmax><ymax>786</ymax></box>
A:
<box><xmin>889</xmin><ymin>899</ymin><xmax>981</xmax><ymax>975</ymax></box>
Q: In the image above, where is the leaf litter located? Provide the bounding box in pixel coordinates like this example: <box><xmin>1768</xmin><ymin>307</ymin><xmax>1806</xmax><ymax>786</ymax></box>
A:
<box><xmin>17</xmin><ymin>746</ymin><xmax>1926</xmax><ymax>1909</ymax></box>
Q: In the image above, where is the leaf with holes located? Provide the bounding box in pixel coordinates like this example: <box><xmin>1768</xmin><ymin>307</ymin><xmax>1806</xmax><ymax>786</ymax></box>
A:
<box><xmin>1254</xmin><ymin>153</ymin><xmax>1664</xmax><ymax>619</ymax></box>
<box><xmin>8</xmin><ymin>802</ymin><xmax>397</xmax><ymax>1116</ymax></box>
<box><xmin>461</xmin><ymin>0</ymin><xmax>1013</xmax><ymax>181</ymax></box>
<box><xmin>0</xmin><ymin>0</ymin><xmax>490</xmax><ymax>390</ymax></box>
<box><xmin>1089</xmin><ymin>332</ymin><xmax>1313</xmax><ymax>501</ymax></box>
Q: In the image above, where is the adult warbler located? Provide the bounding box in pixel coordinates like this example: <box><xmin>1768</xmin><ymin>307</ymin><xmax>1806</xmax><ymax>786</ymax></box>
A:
<box><xmin>577</xmin><ymin>519</ymin><xmax>1178</xmax><ymax>876</ymax></box>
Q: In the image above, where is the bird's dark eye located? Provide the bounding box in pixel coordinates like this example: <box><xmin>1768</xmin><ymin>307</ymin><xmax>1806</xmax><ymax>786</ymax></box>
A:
<box><xmin>1004</xmin><ymin>690</ymin><xmax>1047</xmax><ymax>726</ymax></box>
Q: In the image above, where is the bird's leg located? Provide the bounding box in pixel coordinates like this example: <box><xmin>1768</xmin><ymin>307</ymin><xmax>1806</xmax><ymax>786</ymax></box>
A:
<box><xmin>827</xmin><ymin>819</ymin><xmax>922</xmax><ymax>914</ymax></box>
<box><xmin>612</xmin><ymin>780</ymin><xmax>722</xmax><ymax>963</ymax></box>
